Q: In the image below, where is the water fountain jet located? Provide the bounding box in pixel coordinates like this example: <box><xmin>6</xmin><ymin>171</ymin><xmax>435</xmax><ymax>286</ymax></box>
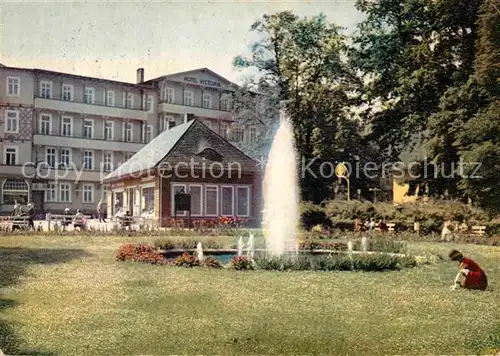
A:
<box><xmin>196</xmin><ymin>242</ymin><xmax>205</xmax><ymax>263</ymax></box>
<box><xmin>262</xmin><ymin>105</ymin><xmax>300</xmax><ymax>257</ymax></box>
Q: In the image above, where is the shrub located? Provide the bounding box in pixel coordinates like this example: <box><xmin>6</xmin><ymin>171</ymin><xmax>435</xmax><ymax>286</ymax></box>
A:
<box><xmin>299</xmin><ymin>240</ymin><xmax>347</xmax><ymax>251</ymax></box>
<box><xmin>173</xmin><ymin>253</ymin><xmax>200</xmax><ymax>267</ymax></box>
<box><xmin>300</xmin><ymin>201</ymin><xmax>332</xmax><ymax>230</ymax></box>
<box><xmin>116</xmin><ymin>243</ymin><xmax>167</xmax><ymax>265</ymax></box>
<box><xmin>253</xmin><ymin>253</ymin><xmax>416</xmax><ymax>272</ymax></box>
<box><xmin>154</xmin><ymin>237</ymin><xmax>224</xmax><ymax>250</ymax></box>
<box><xmin>202</xmin><ymin>256</ymin><xmax>223</xmax><ymax>268</ymax></box>
<box><xmin>231</xmin><ymin>256</ymin><xmax>254</xmax><ymax>270</ymax></box>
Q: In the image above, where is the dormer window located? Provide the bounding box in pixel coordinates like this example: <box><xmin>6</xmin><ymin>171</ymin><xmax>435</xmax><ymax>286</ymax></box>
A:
<box><xmin>196</xmin><ymin>148</ymin><xmax>222</xmax><ymax>162</ymax></box>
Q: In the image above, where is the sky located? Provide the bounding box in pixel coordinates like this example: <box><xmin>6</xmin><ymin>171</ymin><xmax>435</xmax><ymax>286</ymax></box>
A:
<box><xmin>0</xmin><ymin>0</ymin><xmax>364</xmax><ymax>85</ymax></box>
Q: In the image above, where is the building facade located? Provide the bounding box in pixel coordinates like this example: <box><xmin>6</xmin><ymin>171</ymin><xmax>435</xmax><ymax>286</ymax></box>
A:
<box><xmin>103</xmin><ymin>120</ymin><xmax>262</xmax><ymax>227</ymax></box>
<box><xmin>0</xmin><ymin>64</ymin><xmax>264</xmax><ymax>215</ymax></box>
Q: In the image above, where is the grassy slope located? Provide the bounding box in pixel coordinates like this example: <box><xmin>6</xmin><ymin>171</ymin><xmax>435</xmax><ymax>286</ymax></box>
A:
<box><xmin>1</xmin><ymin>235</ymin><xmax>499</xmax><ymax>355</ymax></box>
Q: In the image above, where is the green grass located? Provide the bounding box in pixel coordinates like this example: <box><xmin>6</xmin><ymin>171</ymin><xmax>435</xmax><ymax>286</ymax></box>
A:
<box><xmin>1</xmin><ymin>235</ymin><xmax>500</xmax><ymax>355</ymax></box>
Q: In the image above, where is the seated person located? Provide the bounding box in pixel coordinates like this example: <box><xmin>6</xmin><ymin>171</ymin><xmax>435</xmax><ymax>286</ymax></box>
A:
<box><xmin>354</xmin><ymin>218</ymin><xmax>362</xmax><ymax>233</ymax></box>
<box><xmin>73</xmin><ymin>209</ymin><xmax>86</xmax><ymax>230</ymax></box>
<box><xmin>449</xmin><ymin>249</ymin><xmax>488</xmax><ymax>290</ymax></box>
<box><xmin>62</xmin><ymin>208</ymin><xmax>72</xmax><ymax>228</ymax></box>
<box><xmin>12</xmin><ymin>211</ymin><xmax>27</xmax><ymax>231</ymax></box>
<box><xmin>120</xmin><ymin>210</ymin><xmax>132</xmax><ymax>229</ymax></box>
<box><xmin>377</xmin><ymin>220</ymin><xmax>388</xmax><ymax>232</ymax></box>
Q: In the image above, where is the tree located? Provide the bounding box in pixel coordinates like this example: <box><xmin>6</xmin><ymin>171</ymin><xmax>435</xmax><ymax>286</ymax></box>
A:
<box><xmin>352</xmin><ymin>0</ymin><xmax>486</xmax><ymax>201</ymax></box>
<box><xmin>234</xmin><ymin>11</ymin><xmax>370</xmax><ymax>202</ymax></box>
<box><xmin>454</xmin><ymin>0</ymin><xmax>500</xmax><ymax>210</ymax></box>
<box><xmin>351</xmin><ymin>0</ymin><xmax>482</xmax><ymax>154</ymax></box>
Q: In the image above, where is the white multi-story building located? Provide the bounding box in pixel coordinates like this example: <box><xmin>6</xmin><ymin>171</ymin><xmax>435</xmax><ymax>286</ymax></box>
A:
<box><xmin>0</xmin><ymin>64</ymin><xmax>263</xmax><ymax>215</ymax></box>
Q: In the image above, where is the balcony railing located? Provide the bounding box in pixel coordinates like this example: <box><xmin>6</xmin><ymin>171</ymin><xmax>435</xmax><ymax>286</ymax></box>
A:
<box><xmin>159</xmin><ymin>98</ymin><xmax>231</xmax><ymax>112</ymax></box>
<box><xmin>34</xmin><ymin>129</ymin><xmax>146</xmax><ymax>144</ymax></box>
<box><xmin>35</xmin><ymin>94</ymin><xmax>147</xmax><ymax>111</ymax></box>
<box><xmin>34</xmin><ymin>96</ymin><xmax>150</xmax><ymax>121</ymax></box>
<box><xmin>33</xmin><ymin>132</ymin><xmax>146</xmax><ymax>153</ymax></box>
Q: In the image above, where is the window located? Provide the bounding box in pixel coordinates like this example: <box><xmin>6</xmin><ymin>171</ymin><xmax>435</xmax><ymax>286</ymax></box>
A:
<box><xmin>163</xmin><ymin>116</ymin><xmax>175</xmax><ymax>131</ymax></box>
<box><xmin>83</xmin><ymin>150</ymin><xmax>93</xmax><ymax>170</ymax></box>
<box><xmin>45</xmin><ymin>148</ymin><xmax>57</xmax><ymax>168</ymax></box>
<box><xmin>7</xmin><ymin>77</ymin><xmax>20</xmax><ymax>96</ymax></box>
<box><xmin>236</xmin><ymin>186</ymin><xmax>250</xmax><ymax>216</ymax></box>
<box><xmin>202</xmin><ymin>93</ymin><xmax>212</xmax><ymax>108</ymax></box>
<box><xmin>102</xmin><ymin>184</ymin><xmax>109</xmax><ymax>201</ymax></box>
<box><xmin>124</xmin><ymin>152</ymin><xmax>133</xmax><ymax>161</ymax></box>
<box><xmin>40</xmin><ymin>81</ymin><xmax>52</xmax><ymax>98</ymax></box>
<box><xmin>189</xmin><ymin>184</ymin><xmax>202</xmax><ymax>216</ymax></box>
<box><xmin>143</xmin><ymin>125</ymin><xmax>152</xmax><ymax>143</ymax></box>
<box><xmin>249</xmin><ymin>127</ymin><xmax>257</xmax><ymax>143</ymax></box>
<box><xmin>83</xmin><ymin>184</ymin><xmax>94</xmax><ymax>203</ymax></box>
<box><xmin>40</xmin><ymin>114</ymin><xmax>52</xmax><ymax>135</ymax></box>
<box><xmin>232</xmin><ymin>127</ymin><xmax>244</xmax><ymax>142</ymax></box>
<box><xmin>220</xmin><ymin>99</ymin><xmax>228</xmax><ymax>111</ymax></box>
<box><xmin>124</xmin><ymin>122</ymin><xmax>133</xmax><ymax>142</ymax></box>
<box><xmin>45</xmin><ymin>182</ymin><xmax>57</xmax><ymax>202</ymax></box>
<box><xmin>61</xmin><ymin>116</ymin><xmax>73</xmax><ymax>136</ymax></box>
<box><xmin>59</xmin><ymin>183</ymin><xmax>71</xmax><ymax>202</ymax></box>
<box><xmin>104</xmin><ymin>121</ymin><xmax>114</xmax><ymax>140</ymax></box>
<box><xmin>124</xmin><ymin>93</ymin><xmax>134</xmax><ymax>108</ymax></box>
<box><xmin>103</xmin><ymin>151</ymin><xmax>113</xmax><ymax>172</ymax></box>
<box><xmin>62</xmin><ymin>84</ymin><xmax>73</xmax><ymax>101</ymax></box>
<box><xmin>4</xmin><ymin>146</ymin><xmax>18</xmax><ymax>165</ymax></box>
<box><xmin>171</xmin><ymin>184</ymin><xmax>187</xmax><ymax>216</ymax></box>
<box><xmin>83</xmin><ymin>119</ymin><xmax>93</xmax><ymax>139</ymax></box>
<box><xmin>5</xmin><ymin>110</ymin><xmax>19</xmax><ymax>134</ymax></box>
<box><xmin>84</xmin><ymin>87</ymin><xmax>95</xmax><ymax>104</ymax></box>
<box><xmin>141</xmin><ymin>186</ymin><xmax>155</xmax><ymax>214</ymax></box>
<box><xmin>205</xmin><ymin>185</ymin><xmax>218</xmax><ymax>216</ymax></box>
<box><xmin>3</xmin><ymin>179</ymin><xmax>28</xmax><ymax>204</ymax></box>
<box><xmin>184</xmin><ymin>90</ymin><xmax>193</xmax><ymax>106</ymax></box>
<box><xmin>220</xmin><ymin>122</ymin><xmax>228</xmax><ymax>139</ymax></box>
<box><xmin>147</xmin><ymin>95</ymin><xmax>154</xmax><ymax>112</ymax></box>
<box><xmin>106</xmin><ymin>90</ymin><xmax>115</xmax><ymax>106</ymax></box>
<box><xmin>60</xmin><ymin>148</ymin><xmax>71</xmax><ymax>168</ymax></box>
<box><xmin>221</xmin><ymin>186</ymin><xmax>234</xmax><ymax>216</ymax></box>
<box><xmin>162</xmin><ymin>87</ymin><xmax>174</xmax><ymax>103</ymax></box>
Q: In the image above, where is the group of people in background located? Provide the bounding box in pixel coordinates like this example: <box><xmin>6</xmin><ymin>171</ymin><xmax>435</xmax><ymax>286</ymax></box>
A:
<box><xmin>354</xmin><ymin>218</ymin><xmax>388</xmax><ymax>233</ymax></box>
<box><xmin>441</xmin><ymin>217</ymin><xmax>470</xmax><ymax>241</ymax></box>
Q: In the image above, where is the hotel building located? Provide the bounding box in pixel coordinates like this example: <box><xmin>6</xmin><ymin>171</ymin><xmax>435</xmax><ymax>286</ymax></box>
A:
<box><xmin>0</xmin><ymin>63</ymin><xmax>263</xmax><ymax>215</ymax></box>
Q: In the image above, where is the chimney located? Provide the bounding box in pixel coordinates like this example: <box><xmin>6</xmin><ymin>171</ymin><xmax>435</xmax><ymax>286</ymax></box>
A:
<box><xmin>136</xmin><ymin>68</ymin><xmax>144</xmax><ymax>83</ymax></box>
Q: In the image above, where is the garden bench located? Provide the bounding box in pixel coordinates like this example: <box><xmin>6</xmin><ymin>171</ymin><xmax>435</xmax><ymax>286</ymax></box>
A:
<box><xmin>112</xmin><ymin>216</ymin><xmax>157</xmax><ymax>230</ymax></box>
<box><xmin>386</xmin><ymin>223</ymin><xmax>396</xmax><ymax>233</ymax></box>
<box><xmin>11</xmin><ymin>215</ymin><xmax>30</xmax><ymax>230</ymax></box>
<box><xmin>470</xmin><ymin>225</ymin><xmax>486</xmax><ymax>237</ymax></box>
<box><xmin>47</xmin><ymin>213</ymin><xmax>92</xmax><ymax>231</ymax></box>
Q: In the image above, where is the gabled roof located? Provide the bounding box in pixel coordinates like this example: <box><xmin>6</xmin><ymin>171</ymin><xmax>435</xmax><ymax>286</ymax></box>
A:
<box><xmin>103</xmin><ymin>119</ymin><xmax>259</xmax><ymax>182</ymax></box>
<box><xmin>103</xmin><ymin>120</ymin><xmax>196</xmax><ymax>182</ymax></box>
<box><xmin>143</xmin><ymin>67</ymin><xmax>238</xmax><ymax>88</ymax></box>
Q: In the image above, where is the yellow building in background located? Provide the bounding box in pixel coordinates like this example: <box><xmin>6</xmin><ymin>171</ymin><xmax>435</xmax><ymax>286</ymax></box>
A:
<box><xmin>392</xmin><ymin>179</ymin><xmax>420</xmax><ymax>205</ymax></box>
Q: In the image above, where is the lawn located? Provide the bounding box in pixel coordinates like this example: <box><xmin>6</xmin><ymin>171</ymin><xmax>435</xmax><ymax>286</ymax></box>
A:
<box><xmin>1</xmin><ymin>235</ymin><xmax>500</xmax><ymax>355</ymax></box>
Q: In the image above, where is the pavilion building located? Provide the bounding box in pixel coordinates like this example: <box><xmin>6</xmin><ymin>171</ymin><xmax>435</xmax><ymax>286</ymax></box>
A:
<box><xmin>103</xmin><ymin>119</ymin><xmax>262</xmax><ymax>227</ymax></box>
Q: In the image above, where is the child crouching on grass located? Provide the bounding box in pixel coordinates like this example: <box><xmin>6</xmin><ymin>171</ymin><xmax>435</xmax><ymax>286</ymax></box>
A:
<box><xmin>449</xmin><ymin>249</ymin><xmax>488</xmax><ymax>291</ymax></box>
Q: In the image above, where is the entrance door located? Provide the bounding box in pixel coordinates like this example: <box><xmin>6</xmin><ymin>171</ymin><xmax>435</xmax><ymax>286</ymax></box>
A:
<box><xmin>32</xmin><ymin>190</ymin><xmax>44</xmax><ymax>217</ymax></box>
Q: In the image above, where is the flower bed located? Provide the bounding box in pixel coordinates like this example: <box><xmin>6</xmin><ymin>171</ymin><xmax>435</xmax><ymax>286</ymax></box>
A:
<box><xmin>116</xmin><ymin>243</ymin><xmax>417</xmax><ymax>272</ymax></box>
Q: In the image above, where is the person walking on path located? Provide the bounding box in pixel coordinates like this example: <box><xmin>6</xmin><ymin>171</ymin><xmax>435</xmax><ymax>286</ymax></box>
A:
<box><xmin>97</xmin><ymin>199</ymin><xmax>106</xmax><ymax>223</ymax></box>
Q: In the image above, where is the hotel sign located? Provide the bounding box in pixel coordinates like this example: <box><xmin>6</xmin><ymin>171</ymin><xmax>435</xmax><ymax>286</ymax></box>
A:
<box><xmin>183</xmin><ymin>76</ymin><xmax>222</xmax><ymax>88</ymax></box>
